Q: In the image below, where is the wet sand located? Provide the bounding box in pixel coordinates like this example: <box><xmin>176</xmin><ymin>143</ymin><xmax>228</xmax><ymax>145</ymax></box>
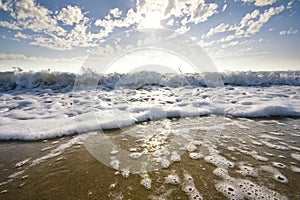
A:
<box><xmin>0</xmin><ymin>117</ymin><xmax>299</xmax><ymax>200</ymax></box>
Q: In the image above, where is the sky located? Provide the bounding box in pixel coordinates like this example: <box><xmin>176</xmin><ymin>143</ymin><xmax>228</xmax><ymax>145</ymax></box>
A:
<box><xmin>0</xmin><ymin>0</ymin><xmax>299</xmax><ymax>73</ymax></box>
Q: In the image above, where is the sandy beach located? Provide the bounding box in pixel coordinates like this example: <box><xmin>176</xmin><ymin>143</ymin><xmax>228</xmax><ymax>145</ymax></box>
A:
<box><xmin>1</xmin><ymin>116</ymin><xmax>299</xmax><ymax>200</ymax></box>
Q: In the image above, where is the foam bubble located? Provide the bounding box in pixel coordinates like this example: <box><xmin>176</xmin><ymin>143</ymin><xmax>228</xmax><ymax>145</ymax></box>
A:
<box><xmin>8</xmin><ymin>170</ymin><xmax>24</xmax><ymax>179</ymax></box>
<box><xmin>181</xmin><ymin>172</ymin><xmax>203</xmax><ymax>200</ymax></box>
<box><xmin>121</xmin><ymin>168</ymin><xmax>130</xmax><ymax>178</ymax></box>
<box><xmin>140</xmin><ymin>175</ymin><xmax>151</xmax><ymax>190</ymax></box>
<box><xmin>204</xmin><ymin>154</ymin><xmax>235</xmax><ymax>169</ymax></box>
<box><xmin>236</xmin><ymin>179</ymin><xmax>288</xmax><ymax>199</ymax></box>
<box><xmin>216</xmin><ymin>182</ymin><xmax>243</xmax><ymax>200</ymax></box>
<box><xmin>236</xmin><ymin>165</ymin><xmax>258</xmax><ymax>177</ymax></box>
<box><xmin>269</xmin><ymin>131</ymin><xmax>284</xmax><ymax>136</ymax></box>
<box><xmin>189</xmin><ymin>152</ymin><xmax>204</xmax><ymax>160</ymax></box>
<box><xmin>110</xmin><ymin>160</ymin><xmax>120</xmax><ymax>170</ymax></box>
<box><xmin>0</xmin><ymin>190</ymin><xmax>8</xmax><ymax>194</ymax></box>
<box><xmin>30</xmin><ymin>137</ymin><xmax>80</xmax><ymax>166</ymax></box>
<box><xmin>291</xmin><ymin>153</ymin><xmax>300</xmax><ymax>161</ymax></box>
<box><xmin>15</xmin><ymin>158</ymin><xmax>31</xmax><ymax>168</ymax></box>
<box><xmin>260</xmin><ymin>166</ymin><xmax>289</xmax><ymax>184</ymax></box>
<box><xmin>161</xmin><ymin>159</ymin><xmax>170</xmax><ymax>168</ymax></box>
<box><xmin>291</xmin><ymin>165</ymin><xmax>300</xmax><ymax>173</ymax></box>
<box><xmin>262</xmin><ymin>141</ymin><xmax>289</xmax><ymax>150</ymax></box>
<box><xmin>110</xmin><ymin>148</ymin><xmax>119</xmax><ymax>155</ymax></box>
<box><xmin>129</xmin><ymin>152</ymin><xmax>142</xmax><ymax>159</ymax></box>
<box><xmin>251</xmin><ymin>141</ymin><xmax>263</xmax><ymax>146</ymax></box>
<box><xmin>213</xmin><ymin>168</ymin><xmax>230</xmax><ymax>180</ymax></box>
<box><xmin>185</xmin><ymin>144</ymin><xmax>198</xmax><ymax>152</ymax></box>
<box><xmin>109</xmin><ymin>183</ymin><xmax>117</xmax><ymax>189</ymax></box>
<box><xmin>170</xmin><ymin>151</ymin><xmax>181</xmax><ymax>162</ymax></box>
<box><xmin>252</xmin><ymin>154</ymin><xmax>269</xmax><ymax>162</ymax></box>
<box><xmin>165</xmin><ymin>174</ymin><xmax>180</xmax><ymax>185</ymax></box>
<box><xmin>272</xmin><ymin>162</ymin><xmax>287</xmax><ymax>169</ymax></box>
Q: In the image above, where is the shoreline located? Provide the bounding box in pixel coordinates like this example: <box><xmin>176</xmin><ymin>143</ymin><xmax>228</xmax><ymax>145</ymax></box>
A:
<box><xmin>0</xmin><ymin>117</ymin><xmax>299</xmax><ymax>199</ymax></box>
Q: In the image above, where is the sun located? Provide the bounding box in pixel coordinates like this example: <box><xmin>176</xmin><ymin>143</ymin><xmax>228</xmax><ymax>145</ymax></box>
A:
<box><xmin>105</xmin><ymin>48</ymin><xmax>197</xmax><ymax>74</ymax></box>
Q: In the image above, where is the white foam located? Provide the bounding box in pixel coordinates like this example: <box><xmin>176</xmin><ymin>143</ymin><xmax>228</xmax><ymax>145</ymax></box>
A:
<box><xmin>0</xmin><ymin>190</ymin><xmax>8</xmax><ymax>194</ymax></box>
<box><xmin>165</xmin><ymin>174</ymin><xmax>180</xmax><ymax>185</ymax></box>
<box><xmin>215</xmin><ymin>166</ymin><xmax>288</xmax><ymax>200</ymax></box>
<box><xmin>170</xmin><ymin>151</ymin><xmax>181</xmax><ymax>162</ymax></box>
<box><xmin>262</xmin><ymin>141</ymin><xmax>289</xmax><ymax>150</ymax></box>
<box><xmin>109</xmin><ymin>183</ymin><xmax>117</xmax><ymax>190</ymax></box>
<box><xmin>8</xmin><ymin>170</ymin><xmax>24</xmax><ymax>179</ymax></box>
<box><xmin>31</xmin><ymin>137</ymin><xmax>80</xmax><ymax>166</ymax></box>
<box><xmin>216</xmin><ymin>182</ymin><xmax>244</xmax><ymax>200</ymax></box>
<box><xmin>140</xmin><ymin>174</ymin><xmax>151</xmax><ymax>190</ymax></box>
<box><xmin>272</xmin><ymin>162</ymin><xmax>287</xmax><ymax>169</ymax></box>
<box><xmin>0</xmin><ymin>70</ymin><xmax>300</xmax><ymax>140</ymax></box>
<box><xmin>129</xmin><ymin>152</ymin><xmax>142</xmax><ymax>160</ymax></box>
<box><xmin>213</xmin><ymin>168</ymin><xmax>231</xmax><ymax>180</ymax></box>
<box><xmin>236</xmin><ymin>165</ymin><xmax>258</xmax><ymax>177</ymax></box>
<box><xmin>15</xmin><ymin>158</ymin><xmax>31</xmax><ymax>168</ymax></box>
<box><xmin>121</xmin><ymin>168</ymin><xmax>130</xmax><ymax>178</ymax></box>
<box><xmin>110</xmin><ymin>148</ymin><xmax>119</xmax><ymax>155</ymax></box>
<box><xmin>161</xmin><ymin>159</ymin><xmax>170</xmax><ymax>168</ymax></box>
<box><xmin>110</xmin><ymin>160</ymin><xmax>120</xmax><ymax>170</ymax></box>
<box><xmin>291</xmin><ymin>153</ymin><xmax>300</xmax><ymax>161</ymax></box>
<box><xmin>204</xmin><ymin>154</ymin><xmax>235</xmax><ymax>169</ymax></box>
<box><xmin>236</xmin><ymin>179</ymin><xmax>288</xmax><ymax>199</ymax></box>
<box><xmin>189</xmin><ymin>152</ymin><xmax>204</xmax><ymax>160</ymax></box>
<box><xmin>291</xmin><ymin>165</ymin><xmax>300</xmax><ymax>173</ymax></box>
<box><xmin>181</xmin><ymin>172</ymin><xmax>203</xmax><ymax>200</ymax></box>
<box><xmin>260</xmin><ymin>166</ymin><xmax>289</xmax><ymax>184</ymax></box>
<box><xmin>252</xmin><ymin>154</ymin><xmax>269</xmax><ymax>162</ymax></box>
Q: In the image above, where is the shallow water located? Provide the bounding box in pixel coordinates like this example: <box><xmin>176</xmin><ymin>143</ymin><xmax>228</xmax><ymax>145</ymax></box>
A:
<box><xmin>0</xmin><ymin>116</ymin><xmax>299</xmax><ymax>200</ymax></box>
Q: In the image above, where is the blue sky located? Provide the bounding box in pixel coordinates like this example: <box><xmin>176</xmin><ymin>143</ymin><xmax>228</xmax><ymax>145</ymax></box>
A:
<box><xmin>0</xmin><ymin>0</ymin><xmax>299</xmax><ymax>73</ymax></box>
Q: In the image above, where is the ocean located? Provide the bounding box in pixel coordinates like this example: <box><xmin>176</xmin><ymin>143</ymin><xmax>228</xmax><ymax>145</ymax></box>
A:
<box><xmin>0</xmin><ymin>70</ymin><xmax>299</xmax><ymax>199</ymax></box>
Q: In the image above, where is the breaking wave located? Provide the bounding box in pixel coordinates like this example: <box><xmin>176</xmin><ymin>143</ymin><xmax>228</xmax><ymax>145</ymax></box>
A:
<box><xmin>0</xmin><ymin>70</ymin><xmax>299</xmax><ymax>92</ymax></box>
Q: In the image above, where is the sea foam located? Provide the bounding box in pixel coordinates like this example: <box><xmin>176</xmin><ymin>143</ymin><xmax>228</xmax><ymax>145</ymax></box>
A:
<box><xmin>0</xmin><ymin>70</ymin><xmax>299</xmax><ymax>140</ymax></box>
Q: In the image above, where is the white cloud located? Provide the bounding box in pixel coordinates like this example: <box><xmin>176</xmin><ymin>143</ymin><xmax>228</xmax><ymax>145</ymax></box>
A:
<box><xmin>287</xmin><ymin>0</ymin><xmax>295</xmax><ymax>9</ymax></box>
<box><xmin>175</xmin><ymin>25</ymin><xmax>190</xmax><ymax>35</ymax></box>
<box><xmin>56</xmin><ymin>5</ymin><xmax>84</xmax><ymax>25</ymax></box>
<box><xmin>239</xmin><ymin>9</ymin><xmax>260</xmax><ymax>29</ymax></box>
<box><xmin>202</xmin><ymin>23</ymin><xmax>229</xmax><ymax>38</ymax></box>
<box><xmin>110</xmin><ymin>8</ymin><xmax>122</xmax><ymax>18</ymax></box>
<box><xmin>187</xmin><ymin>0</ymin><xmax>219</xmax><ymax>24</ymax></box>
<box><xmin>0</xmin><ymin>53</ymin><xmax>85</xmax><ymax>63</ymax></box>
<box><xmin>200</xmin><ymin>5</ymin><xmax>284</xmax><ymax>50</ymax></box>
<box><xmin>255</xmin><ymin>0</ymin><xmax>277</xmax><ymax>7</ymax></box>
<box><xmin>1</xmin><ymin>0</ymin><xmax>220</xmax><ymax>51</ymax></box>
<box><xmin>14</xmin><ymin>32</ymin><xmax>29</xmax><ymax>39</ymax></box>
<box><xmin>0</xmin><ymin>53</ymin><xmax>86</xmax><ymax>72</ymax></box>
<box><xmin>197</xmin><ymin>40</ymin><xmax>216</xmax><ymax>48</ymax></box>
<box><xmin>279</xmin><ymin>27</ymin><xmax>298</xmax><ymax>35</ymax></box>
<box><xmin>7</xmin><ymin>0</ymin><xmax>66</xmax><ymax>36</ymax></box>
<box><xmin>3</xmin><ymin>0</ymin><xmax>283</xmax><ymax>53</ymax></box>
<box><xmin>123</xmin><ymin>0</ymin><xmax>219</xmax><ymax>29</ymax></box>
<box><xmin>0</xmin><ymin>53</ymin><xmax>27</xmax><ymax>60</ymax></box>
<box><xmin>222</xmin><ymin>4</ymin><xmax>227</xmax><ymax>12</ymax></box>
<box><xmin>241</xmin><ymin>0</ymin><xmax>277</xmax><ymax>7</ymax></box>
<box><xmin>221</xmin><ymin>5</ymin><xmax>284</xmax><ymax>39</ymax></box>
<box><xmin>245</xmin><ymin>5</ymin><xmax>284</xmax><ymax>35</ymax></box>
<box><xmin>1</xmin><ymin>0</ymin><xmax>100</xmax><ymax>51</ymax></box>
<box><xmin>0</xmin><ymin>0</ymin><xmax>13</xmax><ymax>12</ymax></box>
<box><xmin>166</xmin><ymin>18</ymin><xmax>174</xmax><ymax>26</ymax></box>
<box><xmin>221</xmin><ymin>40</ymin><xmax>239</xmax><ymax>48</ymax></box>
<box><xmin>165</xmin><ymin>0</ymin><xmax>218</xmax><ymax>25</ymax></box>
<box><xmin>0</xmin><ymin>21</ymin><xmax>21</xmax><ymax>30</ymax></box>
